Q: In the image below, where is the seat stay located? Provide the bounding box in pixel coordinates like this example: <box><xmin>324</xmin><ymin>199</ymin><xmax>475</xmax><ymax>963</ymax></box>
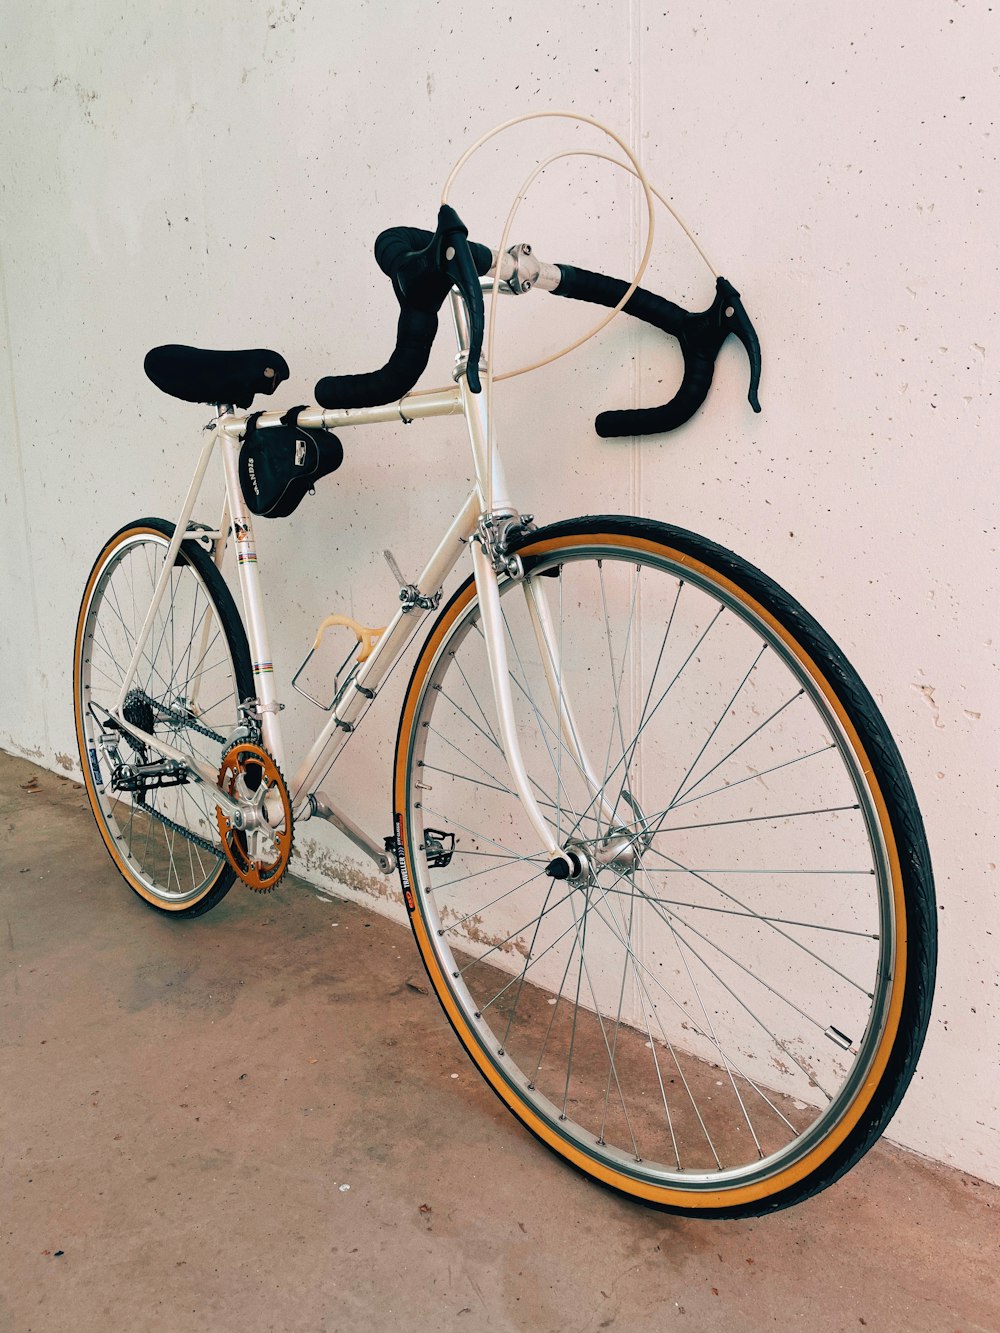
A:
<box><xmin>113</xmin><ymin>426</ymin><xmax>220</xmax><ymax>715</ymax></box>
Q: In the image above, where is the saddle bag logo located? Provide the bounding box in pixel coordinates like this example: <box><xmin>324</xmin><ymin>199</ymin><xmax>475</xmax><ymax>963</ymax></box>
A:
<box><xmin>238</xmin><ymin>412</ymin><xmax>343</xmax><ymax>519</ymax></box>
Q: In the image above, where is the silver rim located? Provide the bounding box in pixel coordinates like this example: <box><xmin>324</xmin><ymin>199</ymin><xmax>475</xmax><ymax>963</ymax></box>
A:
<box><xmin>78</xmin><ymin>530</ymin><xmax>242</xmax><ymax>906</ymax></box>
<box><xmin>403</xmin><ymin>542</ymin><xmax>897</xmax><ymax>1193</ymax></box>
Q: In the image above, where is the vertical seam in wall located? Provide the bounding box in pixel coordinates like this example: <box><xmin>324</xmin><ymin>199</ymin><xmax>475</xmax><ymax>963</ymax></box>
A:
<box><xmin>628</xmin><ymin>0</ymin><xmax>643</xmax><ymax>518</ymax></box>
<box><xmin>627</xmin><ymin>0</ymin><xmax>646</xmax><ymax>983</ymax></box>
<box><xmin>0</xmin><ymin>235</ymin><xmax>50</xmax><ymax>759</ymax></box>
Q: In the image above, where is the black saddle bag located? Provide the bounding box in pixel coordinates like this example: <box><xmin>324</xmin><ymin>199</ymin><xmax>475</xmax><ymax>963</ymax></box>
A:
<box><xmin>238</xmin><ymin>411</ymin><xmax>344</xmax><ymax>519</ymax></box>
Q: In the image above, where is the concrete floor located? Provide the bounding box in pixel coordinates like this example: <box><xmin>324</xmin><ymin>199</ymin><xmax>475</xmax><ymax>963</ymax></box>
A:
<box><xmin>1</xmin><ymin>751</ymin><xmax>997</xmax><ymax>1333</ymax></box>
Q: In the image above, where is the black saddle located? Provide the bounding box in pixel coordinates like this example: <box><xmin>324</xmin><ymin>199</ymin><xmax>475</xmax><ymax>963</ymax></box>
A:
<box><xmin>144</xmin><ymin>344</ymin><xmax>290</xmax><ymax>409</ymax></box>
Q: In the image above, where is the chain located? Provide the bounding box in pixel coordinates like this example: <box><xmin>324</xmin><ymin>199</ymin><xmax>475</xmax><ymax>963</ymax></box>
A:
<box><xmin>150</xmin><ymin>699</ymin><xmax>228</xmax><ymax>745</ymax></box>
<box><xmin>108</xmin><ymin>694</ymin><xmax>249</xmax><ymax>859</ymax></box>
<box><xmin>135</xmin><ymin>793</ymin><xmax>224</xmax><ymax>857</ymax></box>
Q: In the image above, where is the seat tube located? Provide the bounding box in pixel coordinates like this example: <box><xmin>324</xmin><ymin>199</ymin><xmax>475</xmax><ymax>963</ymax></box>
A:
<box><xmin>218</xmin><ymin>425</ymin><xmax>285</xmax><ymax>767</ymax></box>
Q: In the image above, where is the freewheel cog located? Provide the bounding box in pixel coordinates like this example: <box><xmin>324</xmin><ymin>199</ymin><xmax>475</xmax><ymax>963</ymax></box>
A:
<box><xmin>215</xmin><ymin>742</ymin><xmax>293</xmax><ymax>892</ymax></box>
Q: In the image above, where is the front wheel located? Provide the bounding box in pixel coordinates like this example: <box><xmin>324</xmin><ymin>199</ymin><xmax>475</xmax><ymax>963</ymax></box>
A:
<box><xmin>74</xmin><ymin>518</ymin><xmax>253</xmax><ymax>916</ymax></box>
<box><xmin>393</xmin><ymin>516</ymin><xmax>935</xmax><ymax>1216</ymax></box>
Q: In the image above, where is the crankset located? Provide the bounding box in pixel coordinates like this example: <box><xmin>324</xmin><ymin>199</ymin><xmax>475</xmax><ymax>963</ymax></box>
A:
<box><xmin>215</xmin><ymin>742</ymin><xmax>294</xmax><ymax>892</ymax></box>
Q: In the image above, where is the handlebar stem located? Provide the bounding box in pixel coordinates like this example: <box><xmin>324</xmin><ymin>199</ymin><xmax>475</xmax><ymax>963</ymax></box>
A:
<box><xmin>488</xmin><ymin>246</ymin><xmax>562</xmax><ymax>293</ymax></box>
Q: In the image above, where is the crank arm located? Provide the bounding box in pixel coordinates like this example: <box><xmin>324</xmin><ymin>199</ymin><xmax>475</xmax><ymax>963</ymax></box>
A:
<box><xmin>105</xmin><ymin>708</ymin><xmax>244</xmax><ymax>823</ymax></box>
<box><xmin>308</xmin><ymin>791</ymin><xmax>395</xmax><ymax>874</ymax></box>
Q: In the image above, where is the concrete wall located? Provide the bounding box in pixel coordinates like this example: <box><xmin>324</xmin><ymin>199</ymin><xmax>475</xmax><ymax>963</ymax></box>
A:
<box><xmin>2</xmin><ymin>2</ymin><xmax>997</xmax><ymax>1183</ymax></box>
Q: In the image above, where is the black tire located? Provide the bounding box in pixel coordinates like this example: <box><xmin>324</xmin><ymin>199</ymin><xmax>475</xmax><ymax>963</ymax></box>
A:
<box><xmin>393</xmin><ymin>515</ymin><xmax>936</xmax><ymax>1216</ymax></box>
<box><xmin>74</xmin><ymin>518</ymin><xmax>253</xmax><ymax>917</ymax></box>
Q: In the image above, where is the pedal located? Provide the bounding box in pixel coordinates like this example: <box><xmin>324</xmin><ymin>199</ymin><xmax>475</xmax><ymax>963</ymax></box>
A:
<box><xmin>111</xmin><ymin>759</ymin><xmax>189</xmax><ymax>794</ymax></box>
<box><xmin>422</xmin><ymin>828</ymin><xmax>456</xmax><ymax>869</ymax></box>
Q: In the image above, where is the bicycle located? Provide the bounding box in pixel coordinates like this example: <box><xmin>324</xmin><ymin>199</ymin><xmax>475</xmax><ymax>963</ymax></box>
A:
<box><xmin>73</xmin><ymin>115</ymin><xmax>935</xmax><ymax>1217</ymax></box>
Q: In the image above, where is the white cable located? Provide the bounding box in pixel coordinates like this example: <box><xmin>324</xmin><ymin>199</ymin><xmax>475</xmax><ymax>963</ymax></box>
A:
<box><xmin>402</xmin><ymin>112</ymin><xmax>716</xmax><ymax>506</ymax></box>
<box><xmin>487</xmin><ymin>148</ymin><xmax>718</xmax><ymax>385</ymax></box>
<box><xmin>441</xmin><ymin>112</ymin><xmax>657</xmax><ymax>509</ymax></box>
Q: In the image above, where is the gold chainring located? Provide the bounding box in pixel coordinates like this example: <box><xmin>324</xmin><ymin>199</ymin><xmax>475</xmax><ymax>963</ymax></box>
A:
<box><xmin>215</xmin><ymin>743</ymin><xmax>293</xmax><ymax>892</ymax></box>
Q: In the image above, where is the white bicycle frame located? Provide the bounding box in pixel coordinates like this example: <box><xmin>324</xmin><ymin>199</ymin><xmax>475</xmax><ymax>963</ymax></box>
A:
<box><xmin>107</xmin><ymin>286</ymin><xmax>603</xmax><ymax>876</ymax></box>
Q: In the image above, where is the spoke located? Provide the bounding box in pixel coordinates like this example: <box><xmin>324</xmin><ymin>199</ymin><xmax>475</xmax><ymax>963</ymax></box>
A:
<box><xmin>627</xmin><ymin>869</ymin><xmax>836</xmax><ymax>1100</ymax></box>
<box><xmin>167</xmin><ymin>620</ymin><xmax>222</xmax><ymax>703</ymax></box>
<box><xmin>582</xmin><ymin>875</ymin><xmax>725</xmax><ymax>1163</ymax></box>
<box><xmin>554</xmin><ymin>568</ymin><xmax>566</xmax><ymax>845</ymax></box>
<box><xmin>528</xmin><ymin>897</ymin><xmax>590</xmax><ymax>1089</ymax></box>
<box><xmin>104</xmin><ymin>578</ymin><xmax>170</xmax><ymax>693</ymax></box>
<box><xmin>642</xmin><ymin>860</ymin><xmax>874</xmax><ymax>876</ymax></box>
<box><xmin>453</xmin><ymin>655</ymin><xmax>502</xmax><ymax>749</ymax></box>
<box><xmin>164</xmin><ymin>818</ymin><xmax>180</xmax><ymax>894</ymax></box>
<box><xmin>562</xmin><ymin>604</ymin><xmax>728</xmax><ymax>846</ymax></box>
<box><xmin>429</xmin><ymin>849</ymin><xmax>548</xmax><ymax>893</ymax></box>
<box><xmin>88</xmin><ymin>660</ymin><xmax>126</xmax><ymax>690</ymax></box>
<box><xmin>596</xmin><ymin>559</ymin><xmax>641</xmax><ymax>840</ymax></box>
<box><xmin>598</xmin><ymin>886</ymin><xmax>878</xmax><ymax>939</ymax></box>
<box><xmin>652</xmin><ymin>803</ymin><xmax>860</xmax><ymax>836</ymax></box>
<box><xmin>632</xmin><ymin>869</ymin><xmax>831</xmax><ymax>1034</ymax></box>
<box><xmin>145</xmin><ymin>565</ymin><xmax>183</xmax><ymax>698</ymax></box>
<box><xmin>424</xmin><ymin>710</ymin><xmax>603</xmax><ymax>850</ymax></box>
<box><xmin>497</xmin><ymin>605</ymin><xmax>577</xmax><ymax>808</ymax></box>
<box><xmin>426</xmin><ymin>725</ymin><xmax>521</xmax><ymax>801</ymax></box>
<box><xmin>499</xmin><ymin>876</ymin><xmax>561</xmax><ymax>1054</ymax></box>
<box><xmin>653</xmin><ymin>861</ymin><xmax>765</xmax><ymax>1159</ymax></box>
<box><xmin>437</xmin><ymin>685</ymin><xmax>504</xmax><ymax>754</ymax></box>
<box><xmin>610</xmin><ymin>575</ymin><xmax>684</xmax><ymax>819</ymax></box>
<box><xmin>448</xmin><ymin>848</ymin><xmax>548</xmax><ymax>863</ymax></box>
<box><xmin>668</xmin><ymin>743</ymin><xmax>839</xmax><ymax>813</ymax></box>
<box><xmin>563</xmin><ymin>884</ymin><xmax>640</xmax><ymax>1158</ymax></box>
<box><xmin>670</xmin><ymin>690</ymin><xmax>808</xmax><ymax>808</ymax></box>
<box><xmin>439</xmin><ymin>865</ymin><xmax>551</xmax><ymax>937</ymax></box>
<box><xmin>641</xmin><ymin>850</ymin><xmax>876</xmax><ymax>994</ymax></box>
<box><xmin>664</xmin><ymin>643</ymin><xmax>769</xmax><ymax>813</ymax></box>
<box><xmin>585</xmin><ymin>876</ymin><xmax>800</xmax><ymax>1146</ymax></box>
<box><xmin>103</xmin><ymin>578</ymin><xmax>173</xmax><ymax>698</ymax></box>
<box><xmin>472</xmin><ymin>617</ymin><xmax>604</xmax><ymax>809</ymax></box>
<box><xmin>419</xmin><ymin>762</ymin><xmax>519</xmax><ymax>799</ymax></box>
<box><xmin>597</xmin><ymin>871</ymin><xmax>683</xmax><ymax>1161</ymax></box>
<box><xmin>471</xmin><ymin>884</ymin><xmax>583</xmax><ymax>996</ymax></box>
<box><xmin>560</xmin><ymin>886</ymin><xmax>590</xmax><ymax>1118</ymax></box>
<box><xmin>599</xmin><ymin>853</ymin><xmax>639</xmax><ymax>1147</ymax></box>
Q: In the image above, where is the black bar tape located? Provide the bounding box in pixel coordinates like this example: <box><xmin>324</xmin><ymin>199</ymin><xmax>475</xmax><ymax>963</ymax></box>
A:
<box><xmin>375</xmin><ymin>227</ymin><xmax>493</xmax><ymax>289</ymax></box>
<box><xmin>553</xmin><ymin>264</ymin><xmax>712</xmax><ymax>436</ymax></box>
<box><xmin>314</xmin><ymin>225</ymin><xmax>493</xmax><ymax>410</ymax></box>
<box><xmin>554</xmin><ymin>264</ymin><xmax>690</xmax><ymax>334</ymax></box>
<box><xmin>315</xmin><ymin>307</ymin><xmax>439</xmax><ymax>410</ymax></box>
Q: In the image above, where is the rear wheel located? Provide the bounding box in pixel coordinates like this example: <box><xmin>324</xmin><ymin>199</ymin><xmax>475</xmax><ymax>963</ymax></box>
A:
<box><xmin>74</xmin><ymin>518</ymin><xmax>252</xmax><ymax>916</ymax></box>
<box><xmin>393</xmin><ymin>516</ymin><xmax>935</xmax><ymax>1216</ymax></box>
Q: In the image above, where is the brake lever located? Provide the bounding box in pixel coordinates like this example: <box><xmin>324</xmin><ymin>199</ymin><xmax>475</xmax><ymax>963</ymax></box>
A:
<box><xmin>691</xmin><ymin>277</ymin><xmax>761</xmax><ymax>414</ymax></box>
<box><xmin>379</xmin><ymin>205</ymin><xmax>487</xmax><ymax>394</ymax></box>
<box><xmin>435</xmin><ymin>205</ymin><xmax>485</xmax><ymax>393</ymax></box>
<box><xmin>552</xmin><ymin>265</ymin><xmax>762</xmax><ymax>435</ymax></box>
<box><xmin>595</xmin><ymin>276</ymin><xmax>761</xmax><ymax>437</ymax></box>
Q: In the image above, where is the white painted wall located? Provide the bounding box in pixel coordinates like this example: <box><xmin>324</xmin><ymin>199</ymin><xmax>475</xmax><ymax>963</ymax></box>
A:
<box><xmin>2</xmin><ymin>1</ymin><xmax>997</xmax><ymax>1183</ymax></box>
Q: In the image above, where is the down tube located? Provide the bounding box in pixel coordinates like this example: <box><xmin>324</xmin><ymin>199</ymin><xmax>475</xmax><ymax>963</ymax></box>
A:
<box><xmin>289</xmin><ymin>490</ymin><xmax>482</xmax><ymax>809</ymax></box>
